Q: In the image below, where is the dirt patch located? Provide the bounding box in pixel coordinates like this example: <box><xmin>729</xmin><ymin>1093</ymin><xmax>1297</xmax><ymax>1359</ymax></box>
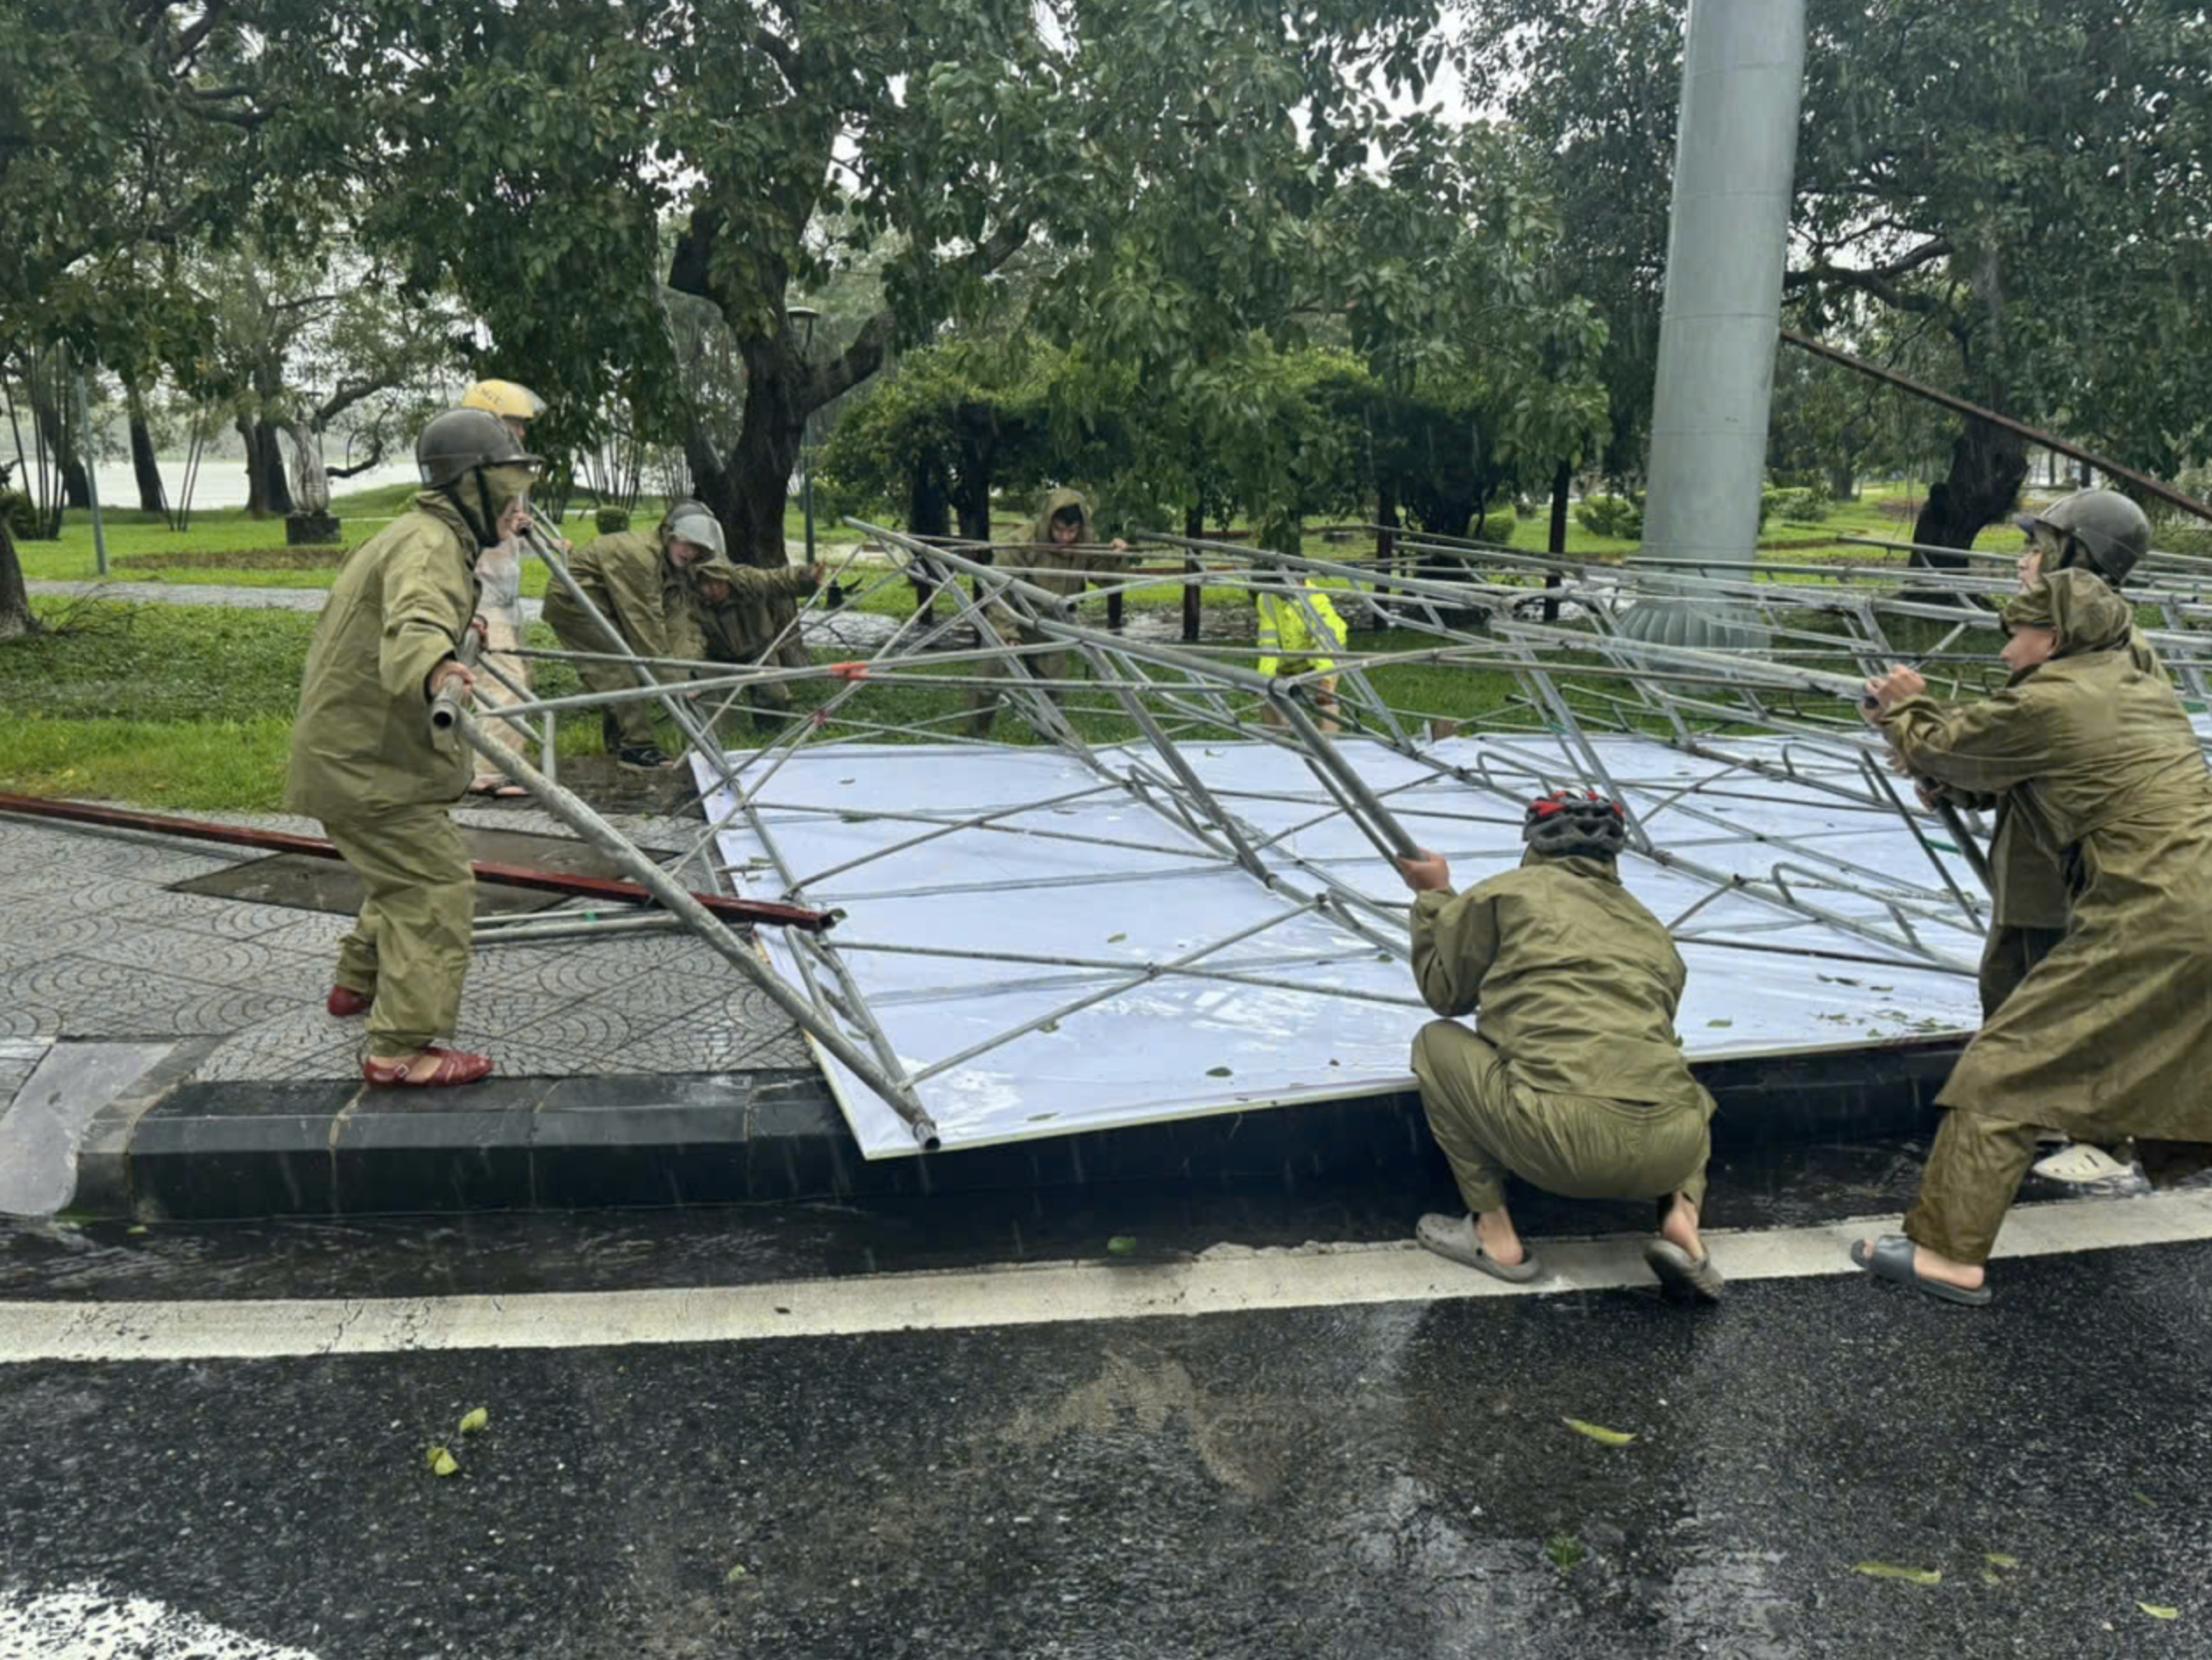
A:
<box><xmin>116</xmin><ymin>548</ymin><xmax>348</xmax><ymax>571</ymax></box>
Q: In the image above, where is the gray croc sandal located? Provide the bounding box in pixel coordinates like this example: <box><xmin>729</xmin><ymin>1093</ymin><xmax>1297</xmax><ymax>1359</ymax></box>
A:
<box><xmin>1850</xmin><ymin>1234</ymin><xmax>1992</xmax><ymax>1307</ymax></box>
<box><xmin>1417</xmin><ymin>1213</ymin><xmax>1542</xmax><ymax>1283</ymax></box>
<box><xmin>1644</xmin><ymin>1239</ymin><xmax>1725</xmax><ymax>1302</ymax></box>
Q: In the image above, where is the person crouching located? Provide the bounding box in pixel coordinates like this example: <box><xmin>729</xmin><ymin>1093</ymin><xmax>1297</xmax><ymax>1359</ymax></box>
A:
<box><xmin>1395</xmin><ymin>792</ymin><xmax>1721</xmax><ymax>1299</ymax></box>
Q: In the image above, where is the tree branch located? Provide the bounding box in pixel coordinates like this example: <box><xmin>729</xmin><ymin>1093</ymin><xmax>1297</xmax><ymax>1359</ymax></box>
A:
<box><xmin>817</xmin><ymin>309</ymin><xmax>896</xmax><ymax>406</ymax></box>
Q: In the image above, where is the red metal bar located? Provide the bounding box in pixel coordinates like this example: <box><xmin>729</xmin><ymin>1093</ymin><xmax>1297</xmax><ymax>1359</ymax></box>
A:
<box><xmin>0</xmin><ymin>794</ymin><xmax>838</xmax><ymax>932</ymax></box>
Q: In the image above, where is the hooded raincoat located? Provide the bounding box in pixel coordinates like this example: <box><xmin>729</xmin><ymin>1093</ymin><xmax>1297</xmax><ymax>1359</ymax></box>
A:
<box><xmin>542</xmin><ymin>514</ymin><xmax>712</xmax><ymax>748</ymax></box>
<box><xmin>1880</xmin><ymin>571</ymin><xmax>2212</xmax><ymax>1260</ymax></box>
<box><xmin>966</xmin><ymin>486</ymin><xmax>1116</xmax><ymax>738</ymax></box>
<box><xmin>693</xmin><ymin>554</ymin><xmax>823</xmax><ymax>728</ymax></box>
<box><xmin>285</xmin><ymin>491</ymin><xmax>486</xmax><ymax>1058</ymax></box>
<box><xmin>1407</xmin><ymin>850</ymin><xmax>1714</xmax><ymax>1217</ymax></box>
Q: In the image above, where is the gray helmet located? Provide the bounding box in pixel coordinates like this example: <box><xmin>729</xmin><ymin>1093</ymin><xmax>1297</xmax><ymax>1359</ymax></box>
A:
<box><xmin>1523</xmin><ymin>791</ymin><xmax>1627</xmax><ymax>860</ymax></box>
<box><xmin>662</xmin><ymin>501</ymin><xmax>727</xmax><ymax>558</ymax></box>
<box><xmin>2013</xmin><ymin>489</ymin><xmax>2150</xmax><ymax>585</ymax></box>
<box><xmin>416</xmin><ymin>408</ymin><xmax>542</xmax><ymax>486</ymax></box>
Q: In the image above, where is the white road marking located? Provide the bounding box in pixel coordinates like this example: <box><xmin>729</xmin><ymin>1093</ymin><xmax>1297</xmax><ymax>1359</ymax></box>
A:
<box><xmin>0</xmin><ymin>1582</ymin><xmax>320</xmax><ymax>1659</ymax></box>
<box><xmin>3</xmin><ymin>1192</ymin><xmax>2209</xmax><ymax>1366</ymax></box>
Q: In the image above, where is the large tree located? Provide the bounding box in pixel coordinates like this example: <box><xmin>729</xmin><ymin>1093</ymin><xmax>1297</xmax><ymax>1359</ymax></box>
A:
<box><xmin>0</xmin><ymin>0</ymin><xmax>282</xmax><ymax>634</ymax></box>
<box><xmin>272</xmin><ymin>0</ymin><xmax>1445</xmax><ymax>575</ymax></box>
<box><xmin>1462</xmin><ymin>0</ymin><xmax>2212</xmax><ymax>560</ymax></box>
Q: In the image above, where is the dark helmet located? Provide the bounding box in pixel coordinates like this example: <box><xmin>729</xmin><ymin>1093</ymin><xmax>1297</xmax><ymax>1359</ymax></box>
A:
<box><xmin>416</xmin><ymin>408</ymin><xmax>542</xmax><ymax>549</ymax></box>
<box><xmin>1523</xmin><ymin>791</ymin><xmax>1627</xmax><ymax>860</ymax></box>
<box><xmin>2013</xmin><ymin>489</ymin><xmax>2150</xmax><ymax>585</ymax></box>
<box><xmin>417</xmin><ymin>408</ymin><xmax>541</xmax><ymax>486</ymax></box>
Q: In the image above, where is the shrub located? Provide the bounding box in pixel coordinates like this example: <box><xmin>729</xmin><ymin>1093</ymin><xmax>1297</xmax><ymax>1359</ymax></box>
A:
<box><xmin>1575</xmin><ymin>493</ymin><xmax>1642</xmax><ymax>540</ymax></box>
<box><xmin>1764</xmin><ymin>485</ymin><xmax>1834</xmax><ymax>528</ymax></box>
<box><xmin>1474</xmin><ymin>507</ymin><xmax>1517</xmax><ymax>545</ymax></box>
<box><xmin>593</xmin><ymin>506</ymin><xmax>631</xmax><ymax>535</ymax></box>
<box><xmin>0</xmin><ymin>490</ymin><xmax>33</xmax><ymax>538</ymax></box>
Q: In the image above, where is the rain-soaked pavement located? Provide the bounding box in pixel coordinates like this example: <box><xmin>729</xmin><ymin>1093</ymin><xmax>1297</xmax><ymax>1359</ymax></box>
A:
<box><xmin>4</xmin><ymin>1139</ymin><xmax>2208</xmax><ymax>1658</ymax></box>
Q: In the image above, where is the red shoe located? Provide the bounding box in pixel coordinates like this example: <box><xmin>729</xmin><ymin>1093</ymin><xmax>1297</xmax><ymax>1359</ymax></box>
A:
<box><xmin>361</xmin><ymin>1047</ymin><xmax>495</xmax><ymax>1088</ymax></box>
<box><xmin>327</xmin><ymin>986</ymin><xmax>373</xmax><ymax>1018</ymax></box>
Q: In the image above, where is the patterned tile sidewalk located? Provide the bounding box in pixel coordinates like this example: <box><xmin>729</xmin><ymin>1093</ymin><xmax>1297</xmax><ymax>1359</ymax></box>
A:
<box><xmin>0</xmin><ymin>801</ymin><xmax>811</xmax><ymax>1109</ymax></box>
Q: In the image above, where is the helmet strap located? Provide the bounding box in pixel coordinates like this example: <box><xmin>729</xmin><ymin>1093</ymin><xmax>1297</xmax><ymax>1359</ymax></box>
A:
<box><xmin>440</xmin><ymin>466</ymin><xmax>500</xmax><ymax>552</ymax></box>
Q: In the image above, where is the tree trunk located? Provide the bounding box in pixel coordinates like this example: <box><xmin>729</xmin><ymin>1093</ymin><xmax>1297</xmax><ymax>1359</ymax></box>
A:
<box><xmin>1910</xmin><ymin>420</ymin><xmax>2028</xmax><ymax>570</ymax></box>
<box><xmin>0</xmin><ymin>514</ymin><xmax>38</xmax><ymax>641</ymax></box>
<box><xmin>285</xmin><ymin>422</ymin><xmax>332</xmax><ymax>514</ymax></box>
<box><xmin>1182</xmin><ymin>503</ymin><xmax>1204</xmax><ymax>642</ymax></box>
<box><xmin>906</xmin><ymin>461</ymin><xmax>950</xmax><ymax>628</ymax></box>
<box><xmin>32</xmin><ymin>391</ymin><xmax>89</xmax><ymax>510</ymax></box>
<box><xmin>129</xmin><ymin>404</ymin><xmax>166</xmax><ymax>514</ymax></box>
<box><xmin>255</xmin><ymin>420</ymin><xmax>294</xmax><ymax>518</ymax></box>
<box><xmin>1545</xmin><ymin>462</ymin><xmax>1571</xmax><ymax>624</ymax></box>
<box><xmin>237</xmin><ymin>417</ymin><xmax>271</xmax><ymax>517</ymax></box>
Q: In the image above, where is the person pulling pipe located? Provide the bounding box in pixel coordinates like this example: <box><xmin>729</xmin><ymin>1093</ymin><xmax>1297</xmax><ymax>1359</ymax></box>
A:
<box><xmin>1856</xmin><ymin>568</ymin><xmax>2212</xmax><ymax>1303</ymax></box>
<box><xmin>286</xmin><ymin>408</ymin><xmax>541</xmax><ymax>1087</ymax></box>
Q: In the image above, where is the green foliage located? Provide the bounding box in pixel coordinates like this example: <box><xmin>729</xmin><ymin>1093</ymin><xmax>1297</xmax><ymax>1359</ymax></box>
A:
<box><xmin>594</xmin><ymin>507</ymin><xmax>632</xmax><ymax>536</ymax></box>
<box><xmin>1764</xmin><ymin>485</ymin><xmax>1835</xmax><ymax>528</ymax></box>
<box><xmin>1465</xmin><ymin>0</ymin><xmax>2212</xmax><ymax>536</ymax></box>
<box><xmin>0</xmin><ymin>4</ymin><xmax>286</xmax><ymax>372</ymax></box>
<box><xmin>0</xmin><ymin>492</ymin><xmax>34</xmax><ymax>539</ymax></box>
<box><xmin>1576</xmin><ymin>493</ymin><xmax>1643</xmax><ymax>540</ymax></box>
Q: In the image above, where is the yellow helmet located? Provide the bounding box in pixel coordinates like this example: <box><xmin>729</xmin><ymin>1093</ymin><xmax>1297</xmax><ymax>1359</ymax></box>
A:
<box><xmin>461</xmin><ymin>380</ymin><xmax>547</xmax><ymax>427</ymax></box>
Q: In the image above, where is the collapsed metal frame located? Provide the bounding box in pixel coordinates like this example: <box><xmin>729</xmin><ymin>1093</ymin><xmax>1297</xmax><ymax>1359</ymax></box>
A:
<box><xmin>417</xmin><ymin>508</ymin><xmax>2212</xmax><ymax>1152</ymax></box>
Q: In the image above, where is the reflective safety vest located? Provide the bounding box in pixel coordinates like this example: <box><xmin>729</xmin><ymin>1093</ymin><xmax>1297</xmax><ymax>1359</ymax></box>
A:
<box><xmin>1255</xmin><ymin>587</ymin><xmax>1348</xmax><ymax>679</ymax></box>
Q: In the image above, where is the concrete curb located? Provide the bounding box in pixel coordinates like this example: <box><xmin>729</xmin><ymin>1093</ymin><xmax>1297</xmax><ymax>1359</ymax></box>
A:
<box><xmin>82</xmin><ymin>1038</ymin><xmax>1967</xmax><ymax>1221</ymax></box>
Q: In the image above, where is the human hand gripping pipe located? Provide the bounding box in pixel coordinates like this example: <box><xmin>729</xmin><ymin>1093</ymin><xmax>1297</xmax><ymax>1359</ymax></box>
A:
<box><xmin>1490</xmin><ymin>617</ymin><xmax>1996</xmax><ymax>897</ymax></box>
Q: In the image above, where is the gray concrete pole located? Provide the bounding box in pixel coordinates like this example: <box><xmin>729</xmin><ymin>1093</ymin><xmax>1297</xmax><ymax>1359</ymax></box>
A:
<box><xmin>1620</xmin><ymin>0</ymin><xmax>1805</xmax><ymax>647</ymax></box>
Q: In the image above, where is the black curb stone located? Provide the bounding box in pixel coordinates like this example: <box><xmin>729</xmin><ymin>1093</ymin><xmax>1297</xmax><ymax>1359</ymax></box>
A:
<box><xmin>96</xmin><ymin>1038</ymin><xmax>1966</xmax><ymax>1221</ymax></box>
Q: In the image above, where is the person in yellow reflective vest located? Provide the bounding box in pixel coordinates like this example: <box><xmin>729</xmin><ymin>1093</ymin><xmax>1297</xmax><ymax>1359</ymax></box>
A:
<box><xmin>1254</xmin><ymin>578</ymin><xmax>1348</xmax><ymax>734</ymax></box>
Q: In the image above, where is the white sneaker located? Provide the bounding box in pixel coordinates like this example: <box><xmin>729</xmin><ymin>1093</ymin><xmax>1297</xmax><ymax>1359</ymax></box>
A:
<box><xmin>2031</xmin><ymin>1142</ymin><xmax>2134</xmax><ymax>1184</ymax></box>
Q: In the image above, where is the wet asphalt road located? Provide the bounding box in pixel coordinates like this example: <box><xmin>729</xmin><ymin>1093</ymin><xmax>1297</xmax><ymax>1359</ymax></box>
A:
<box><xmin>4</xmin><ymin>1145</ymin><xmax>2208</xmax><ymax>1659</ymax></box>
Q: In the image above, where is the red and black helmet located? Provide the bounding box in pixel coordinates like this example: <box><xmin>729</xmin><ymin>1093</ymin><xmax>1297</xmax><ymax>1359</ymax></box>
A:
<box><xmin>1522</xmin><ymin>791</ymin><xmax>1627</xmax><ymax>859</ymax></box>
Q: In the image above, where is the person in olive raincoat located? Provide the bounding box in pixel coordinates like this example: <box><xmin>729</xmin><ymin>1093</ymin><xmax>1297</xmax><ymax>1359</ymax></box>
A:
<box><xmin>693</xmin><ymin>553</ymin><xmax>826</xmax><ymax>733</ymax></box>
<box><xmin>1918</xmin><ymin>489</ymin><xmax>2158</xmax><ymax>1185</ymax></box>
<box><xmin>1856</xmin><ymin>568</ymin><xmax>2212</xmax><ymax>1305</ymax></box>
<box><xmin>964</xmin><ymin>486</ymin><xmax>1128</xmax><ymax>740</ymax></box>
<box><xmin>1393</xmin><ymin>792</ymin><xmax>1722</xmax><ymax>1301</ymax></box>
<box><xmin>542</xmin><ymin>500</ymin><xmax>727</xmax><ymax>770</ymax></box>
<box><xmin>285</xmin><ymin>408</ymin><xmax>540</xmax><ymax>1088</ymax></box>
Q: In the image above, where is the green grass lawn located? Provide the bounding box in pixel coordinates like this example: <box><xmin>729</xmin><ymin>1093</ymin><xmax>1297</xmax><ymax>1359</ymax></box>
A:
<box><xmin>0</xmin><ymin>480</ymin><xmax>2045</xmax><ymax>811</ymax></box>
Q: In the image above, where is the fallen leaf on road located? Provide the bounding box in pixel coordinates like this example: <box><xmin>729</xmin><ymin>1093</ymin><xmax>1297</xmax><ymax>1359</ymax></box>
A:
<box><xmin>1107</xmin><ymin>933</ymin><xmax>1127</xmax><ymax>943</ymax></box>
<box><xmin>1853</xmin><ymin>1563</ymin><xmax>1940</xmax><ymax>1586</ymax></box>
<box><xmin>458</xmin><ymin>1408</ymin><xmax>489</xmax><ymax>1435</ymax></box>
<box><xmin>1984</xmin><ymin>1553</ymin><xmax>2019</xmax><ymax>1570</ymax></box>
<box><xmin>2135</xmin><ymin>1492</ymin><xmax>2158</xmax><ymax>1507</ymax></box>
<box><xmin>1980</xmin><ymin>1571</ymin><xmax>2003</xmax><ymax>1587</ymax></box>
<box><xmin>1107</xmin><ymin>1237</ymin><xmax>1138</xmax><ymax>1256</ymax></box>
<box><xmin>426</xmin><ymin>1448</ymin><xmax>459</xmax><ymax>1478</ymax></box>
<box><xmin>727</xmin><ymin>1566</ymin><xmax>748</xmax><ymax>1584</ymax></box>
<box><xmin>1562</xmin><ymin>1418</ymin><xmax>1635</xmax><ymax>1447</ymax></box>
<box><xmin>1206</xmin><ymin>1066</ymin><xmax>1234</xmax><ymax>1077</ymax></box>
<box><xmin>2140</xmin><ymin>1604</ymin><xmax>2180</xmax><ymax>1621</ymax></box>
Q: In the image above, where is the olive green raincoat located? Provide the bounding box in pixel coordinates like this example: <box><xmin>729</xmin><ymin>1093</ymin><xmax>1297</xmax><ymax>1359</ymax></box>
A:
<box><xmin>693</xmin><ymin>555</ymin><xmax>819</xmax><ymax>663</ymax></box>
<box><xmin>693</xmin><ymin>555</ymin><xmax>821</xmax><ymax>729</ymax></box>
<box><xmin>542</xmin><ymin>520</ymin><xmax>712</xmax><ymax>747</ymax></box>
<box><xmin>966</xmin><ymin>486</ymin><xmax>1117</xmax><ymax>738</ymax></box>
<box><xmin>285</xmin><ymin>493</ymin><xmax>486</xmax><ymax>1057</ymax></box>
<box><xmin>286</xmin><ymin>493</ymin><xmax>480</xmax><ymax>820</ymax></box>
<box><xmin>1881</xmin><ymin>571</ymin><xmax>2212</xmax><ymax>1260</ymax></box>
<box><xmin>1407</xmin><ymin>851</ymin><xmax>1714</xmax><ymax>1217</ymax></box>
